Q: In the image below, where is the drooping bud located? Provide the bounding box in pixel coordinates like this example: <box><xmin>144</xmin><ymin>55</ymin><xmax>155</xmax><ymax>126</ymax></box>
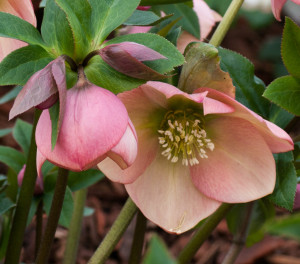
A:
<box><xmin>17</xmin><ymin>165</ymin><xmax>43</xmax><ymax>195</ymax></box>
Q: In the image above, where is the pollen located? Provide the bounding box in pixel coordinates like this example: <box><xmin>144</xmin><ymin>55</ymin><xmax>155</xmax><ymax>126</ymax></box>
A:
<box><xmin>158</xmin><ymin>109</ymin><xmax>214</xmax><ymax>166</ymax></box>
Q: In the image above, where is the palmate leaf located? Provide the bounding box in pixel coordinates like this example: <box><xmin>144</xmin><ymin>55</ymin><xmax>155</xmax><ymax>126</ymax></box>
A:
<box><xmin>0</xmin><ymin>12</ymin><xmax>46</xmax><ymax>47</ymax></box>
<box><xmin>124</xmin><ymin>10</ymin><xmax>172</xmax><ymax>26</ymax></box>
<box><xmin>41</xmin><ymin>0</ymin><xmax>75</xmax><ymax>58</ymax></box>
<box><xmin>140</xmin><ymin>0</ymin><xmax>190</xmax><ymax>4</ymax></box>
<box><xmin>89</xmin><ymin>0</ymin><xmax>140</xmax><ymax>47</ymax></box>
<box><xmin>0</xmin><ymin>45</ymin><xmax>53</xmax><ymax>86</ymax></box>
<box><xmin>54</xmin><ymin>0</ymin><xmax>91</xmax><ymax>62</ymax></box>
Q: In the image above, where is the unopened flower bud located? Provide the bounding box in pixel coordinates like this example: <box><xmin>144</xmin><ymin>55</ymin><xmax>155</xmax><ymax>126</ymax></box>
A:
<box><xmin>36</xmin><ymin>93</ymin><xmax>59</xmax><ymax>110</ymax></box>
<box><xmin>18</xmin><ymin>165</ymin><xmax>44</xmax><ymax>195</ymax></box>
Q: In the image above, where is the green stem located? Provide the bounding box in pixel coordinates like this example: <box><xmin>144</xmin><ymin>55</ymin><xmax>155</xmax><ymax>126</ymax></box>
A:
<box><xmin>88</xmin><ymin>198</ymin><xmax>138</xmax><ymax>264</ymax></box>
<box><xmin>35</xmin><ymin>168</ymin><xmax>69</xmax><ymax>264</ymax></box>
<box><xmin>129</xmin><ymin>210</ymin><xmax>147</xmax><ymax>264</ymax></box>
<box><xmin>221</xmin><ymin>202</ymin><xmax>254</xmax><ymax>264</ymax></box>
<box><xmin>177</xmin><ymin>204</ymin><xmax>233</xmax><ymax>264</ymax></box>
<box><xmin>35</xmin><ymin>199</ymin><xmax>44</xmax><ymax>258</ymax></box>
<box><xmin>4</xmin><ymin>109</ymin><xmax>41</xmax><ymax>264</ymax></box>
<box><xmin>209</xmin><ymin>0</ymin><xmax>245</xmax><ymax>47</ymax></box>
<box><xmin>63</xmin><ymin>188</ymin><xmax>88</xmax><ymax>264</ymax></box>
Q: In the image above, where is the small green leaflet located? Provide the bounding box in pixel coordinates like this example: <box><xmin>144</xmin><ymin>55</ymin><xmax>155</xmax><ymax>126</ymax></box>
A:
<box><xmin>263</xmin><ymin>76</ymin><xmax>300</xmax><ymax>116</ymax></box>
<box><xmin>282</xmin><ymin>17</ymin><xmax>300</xmax><ymax>79</ymax></box>
<box><xmin>268</xmin><ymin>152</ymin><xmax>297</xmax><ymax>211</ymax></box>
<box><xmin>49</xmin><ymin>101</ymin><xmax>60</xmax><ymax>149</ymax></box>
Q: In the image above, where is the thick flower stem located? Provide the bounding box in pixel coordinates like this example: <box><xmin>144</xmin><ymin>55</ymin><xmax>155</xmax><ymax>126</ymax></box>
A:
<box><xmin>221</xmin><ymin>202</ymin><xmax>255</xmax><ymax>264</ymax></box>
<box><xmin>128</xmin><ymin>210</ymin><xmax>147</xmax><ymax>264</ymax></box>
<box><xmin>63</xmin><ymin>188</ymin><xmax>88</xmax><ymax>264</ymax></box>
<box><xmin>177</xmin><ymin>203</ymin><xmax>233</xmax><ymax>264</ymax></box>
<box><xmin>35</xmin><ymin>168</ymin><xmax>69</xmax><ymax>264</ymax></box>
<box><xmin>209</xmin><ymin>0</ymin><xmax>245</xmax><ymax>47</ymax></box>
<box><xmin>88</xmin><ymin>198</ymin><xmax>138</xmax><ymax>264</ymax></box>
<box><xmin>35</xmin><ymin>199</ymin><xmax>44</xmax><ymax>258</ymax></box>
<box><xmin>4</xmin><ymin>109</ymin><xmax>41</xmax><ymax>264</ymax></box>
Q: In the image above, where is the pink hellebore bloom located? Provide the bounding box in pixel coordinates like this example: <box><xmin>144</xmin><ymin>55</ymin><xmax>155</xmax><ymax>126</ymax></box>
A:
<box><xmin>98</xmin><ymin>81</ymin><xmax>294</xmax><ymax>234</ymax></box>
<box><xmin>35</xmin><ymin>80</ymin><xmax>138</xmax><ymax>174</ymax></box>
<box><xmin>0</xmin><ymin>0</ymin><xmax>36</xmax><ymax>61</ymax></box>
<box><xmin>128</xmin><ymin>0</ymin><xmax>221</xmax><ymax>53</ymax></box>
<box><xmin>271</xmin><ymin>0</ymin><xmax>300</xmax><ymax>20</ymax></box>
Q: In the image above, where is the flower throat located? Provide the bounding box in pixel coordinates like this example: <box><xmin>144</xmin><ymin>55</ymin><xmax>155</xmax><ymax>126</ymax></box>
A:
<box><xmin>158</xmin><ymin>109</ymin><xmax>214</xmax><ymax>166</ymax></box>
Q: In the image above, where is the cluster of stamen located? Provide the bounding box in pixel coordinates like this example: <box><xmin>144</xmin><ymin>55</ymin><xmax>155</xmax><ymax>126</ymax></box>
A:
<box><xmin>158</xmin><ymin>109</ymin><xmax>214</xmax><ymax>166</ymax></box>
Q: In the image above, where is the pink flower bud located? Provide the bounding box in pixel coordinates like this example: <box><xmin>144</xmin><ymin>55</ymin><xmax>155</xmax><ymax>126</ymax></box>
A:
<box><xmin>18</xmin><ymin>165</ymin><xmax>44</xmax><ymax>195</ymax></box>
<box><xmin>36</xmin><ymin>93</ymin><xmax>59</xmax><ymax>110</ymax></box>
<box><xmin>137</xmin><ymin>6</ymin><xmax>151</xmax><ymax>11</ymax></box>
<box><xmin>294</xmin><ymin>184</ymin><xmax>300</xmax><ymax>210</ymax></box>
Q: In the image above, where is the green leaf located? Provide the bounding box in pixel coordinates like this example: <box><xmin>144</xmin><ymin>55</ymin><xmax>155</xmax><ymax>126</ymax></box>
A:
<box><xmin>0</xmin><ymin>12</ymin><xmax>46</xmax><ymax>47</ymax></box>
<box><xmin>54</xmin><ymin>0</ymin><xmax>91</xmax><ymax>61</ymax></box>
<box><xmin>105</xmin><ymin>33</ymin><xmax>184</xmax><ymax>74</ymax></box>
<box><xmin>84</xmin><ymin>56</ymin><xmax>145</xmax><ymax>94</ymax></box>
<box><xmin>154</xmin><ymin>4</ymin><xmax>200</xmax><ymax>39</ymax></box>
<box><xmin>5</xmin><ymin>168</ymin><xmax>18</xmax><ymax>202</ymax></box>
<box><xmin>89</xmin><ymin>0</ymin><xmax>140</xmax><ymax>47</ymax></box>
<box><xmin>218</xmin><ymin>47</ymin><xmax>270</xmax><ymax>118</ymax></box>
<box><xmin>41</xmin><ymin>0</ymin><xmax>75</xmax><ymax>58</ymax></box>
<box><xmin>268</xmin><ymin>152</ymin><xmax>297</xmax><ymax>211</ymax></box>
<box><xmin>140</xmin><ymin>0</ymin><xmax>190</xmax><ymax>4</ymax></box>
<box><xmin>26</xmin><ymin>197</ymin><xmax>41</xmax><ymax>226</ymax></box>
<box><xmin>0</xmin><ymin>194</ymin><xmax>15</xmax><ymax>215</ymax></box>
<box><xmin>68</xmin><ymin>169</ymin><xmax>105</xmax><ymax>192</ymax></box>
<box><xmin>266</xmin><ymin>213</ymin><xmax>300</xmax><ymax>241</ymax></box>
<box><xmin>0</xmin><ymin>45</ymin><xmax>53</xmax><ymax>86</ymax></box>
<box><xmin>268</xmin><ymin>104</ymin><xmax>294</xmax><ymax>129</ymax></box>
<box><xmin>282</xmin><ymin>18</ymin><xmax>300</xmax><ymax>78</ymax></box>
<box><xmin>142</xmin><ymin>235</ymin><xmax>176</xmax><ymax>264</ymax></box>
<box><xmin>43</xmin><ymin>186</ymin><xmax>74</xmax><ymax>228</ymax></box>
<box><xmin>0</xmin><ymin>128</ymin><xmax>12</xmax><ymax>138</ymax></box>
<box><xmin>0</xmin><ymin>146</ymin><xmax>25</xmax><ymax>173</ymax></box>
<box><xmin>124</xmin><ymin>10</ymin><xmax>172</xmax><ymax>26</ymax></box>
<box><xmin>227</xmin><ymin>200</ymin><xmax>275</xmax><ymax>247</ymax></box>
<box><xmin>12</xmin><ymin>119</ymin><xmax>33</xmax><ymax>156</ymax></box>
<box><xmin>263</xmin><ymin>75</ymin><xmax>300</xmax><ymax>116</ymax></box>
<box><xmin>0</xmin><ymin>86</ymin><xmax>22</xmax><ymax>105</ymax></box>
<box><xmin>49</xmin><ymin>101</ymin><xmax>60</xmax><ymax>149</ymax></box>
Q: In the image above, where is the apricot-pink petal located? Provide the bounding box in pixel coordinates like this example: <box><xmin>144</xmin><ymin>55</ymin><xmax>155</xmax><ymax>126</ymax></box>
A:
<box><xmin>196</xmin><ymin>87</ymin><xmax>294</xmax><ymax>153</ymax></box>
<box><xmin>271</xmin><ymin>0</ymin><xmax>287</xmax><ymax>20</ymax></box>
<box><xmin>36</xmin><ymin>85</ymin><xmax>129</xmax><ymax>171</ymax></box>
<box><xmin>0</xmin><ymin>0</ymin><xmax>36</xmax><ymax>61</ymax></box>
<box><xmin>191</xmin><ymin>117</ymin><xmax>276</xmax><ymax>203</ymax></box>
<box><xmin>140</xmin><ymin>81</ymin><xmax>207</xmax><ymax>108</ymax></box>
<box><xmin>125</xmin><ymin>155</ymin><xmax>221</xmax><ymax>234</ymax></box>
<box><xmin>98</xmin><ymin>129</ymin><xmax>158</xmax><ymax>184</ymax></box>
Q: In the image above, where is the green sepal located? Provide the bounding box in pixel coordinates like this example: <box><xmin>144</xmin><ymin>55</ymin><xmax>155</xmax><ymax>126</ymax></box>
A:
<box><xmin>268</xmin><ymin>152</ymin><xmax>297</xmax><ymax>211</ymax></box>
<box><xmin>282</xmin><ymin>17</ymin><xmax>300</xmax><ymax>79</ymax></box>
<box><xmin>263</xmin><ymin>75</ymin><xmax>300</xmax><ymax>116</ymax></box>
<box><xmin>0</xmin><ymin>45</ymin><xmax>53</xmax><ymax>86</ymax></box>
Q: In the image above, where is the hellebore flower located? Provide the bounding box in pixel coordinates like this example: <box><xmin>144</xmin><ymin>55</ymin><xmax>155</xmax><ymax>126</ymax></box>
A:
<box><xmin>0</xmin><ymin>0</ymin><xmax>36</xmax><ymax>61</ymax></box>
<box><xmin>98</xmin><ymin>81</ymin><xmax>294</xmax><ymax>234</ymax></box>
<box><xmin>35</xmin><ymin>75</ymin><xmax>138</xmax><ymax>173</ymax></box>
<box><xmin>126</xmin><ymin>0</ymin><xmax>221</xmax><ymax>53</ymax></box>
<box><xmin>271</xmin><ymin>0</ymin><xmax>300</xmax><ymax>20</ymax></box>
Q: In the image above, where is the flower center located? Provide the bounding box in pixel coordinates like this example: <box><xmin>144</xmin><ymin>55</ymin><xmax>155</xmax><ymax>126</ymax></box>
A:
<box><xmin>158</xmin><ymin>109</ymin><xmax>214</xmax><ymax>166</ymax></box>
